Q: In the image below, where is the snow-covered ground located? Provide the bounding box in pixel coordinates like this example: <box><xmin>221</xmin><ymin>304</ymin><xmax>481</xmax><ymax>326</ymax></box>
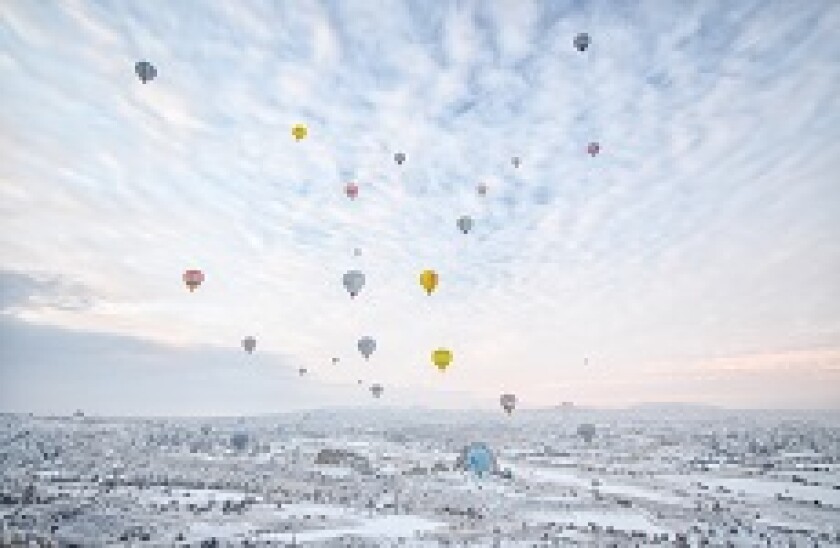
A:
<box><xmin>2</xmin><ymin>408</ymin><xmax>839</xmax><ymax>546</ymax></box>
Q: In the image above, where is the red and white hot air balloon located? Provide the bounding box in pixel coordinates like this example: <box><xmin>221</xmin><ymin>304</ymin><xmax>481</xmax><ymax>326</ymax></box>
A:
<box><xmin>587</xmin><ymin>142</ymin><xmax>600</xmax><ymax>157</ymax></box>
<box><xmin>345</xmin><ymin>182</ymin><xmax>359</xmax><ymax>200</ymax></box>
<box><xmin>182</xmin><ymin>269</ymin><xmax>204</xmax><ymax>292</ymax></box>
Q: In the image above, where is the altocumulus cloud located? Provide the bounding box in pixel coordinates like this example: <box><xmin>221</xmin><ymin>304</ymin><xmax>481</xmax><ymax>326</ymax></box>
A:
<box><xmin>1</xmin><ymin>0</ymin><xmax>839</xmax><ymax>413</ymax></box>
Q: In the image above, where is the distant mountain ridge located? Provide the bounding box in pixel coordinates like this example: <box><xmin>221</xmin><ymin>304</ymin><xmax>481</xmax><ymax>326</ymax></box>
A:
<box><xmin>629</xmin><ymin>402</ymin><xmax>722</xmax><ymax>411</ymax></box>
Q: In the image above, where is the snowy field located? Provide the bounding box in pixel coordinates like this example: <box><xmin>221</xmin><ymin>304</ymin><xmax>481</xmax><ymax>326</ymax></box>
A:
<box><xmin>2</xmin><ymin>407</ymin><xmax>839</xmax><ymax>546</ymax></box>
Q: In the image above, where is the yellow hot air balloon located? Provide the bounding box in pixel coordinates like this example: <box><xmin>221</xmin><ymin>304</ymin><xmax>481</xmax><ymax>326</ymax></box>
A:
<box><xmin>431</xmin><ymin>348</ymin><xmax>453</xmax><ymax>372</ymax></box>
<box><xmin>291</xmin><ymin>123</ymin><xmax>308</xmax><ymax>141</ymax></box>
<box><xmin>419</xmin><ymin>269</ymin><xmax>438</xmax><ymax>295</ymax></box>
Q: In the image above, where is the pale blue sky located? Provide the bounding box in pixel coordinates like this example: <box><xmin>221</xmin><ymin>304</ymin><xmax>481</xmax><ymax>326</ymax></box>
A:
<box><xmin>1</xmin><ymin>0</ymin><xmax>839</xmax><ymax>414</ymax></box>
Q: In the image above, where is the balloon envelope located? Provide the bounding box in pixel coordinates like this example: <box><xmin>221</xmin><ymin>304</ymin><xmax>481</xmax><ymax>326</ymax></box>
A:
<box><xmin>587</xmin><ymin>142</ymin><xmax>600</xmax><ymax>156</ymax></box>
<box><xmin>512</xmin><ymin>157</ymin><xmax>521</xmax><ymax>168</ymax></box>
<box><xmin>419</xmin><ymin>269</ymin><xmax>439</xmax><ymax>295</ymax></box>
<box><xmin>343</xmin><ymin>270</ymin><xmax>365</xmax><ymax>298</ymax></box>
<box><xmin>462</xmin><ymin>443</ymin><xmax>495</xmax><ymax>476</ymax></box>
<box><xmin>182</xmin><ymin>269</ymin><xmax>204</xmax><ymax>292</ymax></box>
<box><xmin>345</xmin><ymin>182</ymin><xmax>359</xmax><ymax>199</ymax></box>
<box><xmin>242</xmin><ymin>337</ymin><xmax>257</xmax><ymax>354</ymax></box>
<box><xmin>500</xmin><ymin>394</ymin><xmax>516</xmax><ymax>414</ymax></box>
<box><xmin>457</xmin><ymin>215</ymin><xmax>474</xmax><ymax>234</ymax></box>
<box><xmin>358</xmin><ymin>336</ymin><xmax>376</xmax><ymax>359</ymax></box>
<box><xmin>394</xmin><ymin>152</ymin><xmax>406</xmax><ymax>165</ymax></box>
<box><xmin>135</xmin><ymin>61</ymin><xmax>157</xmax><ymax>83</ymax></box>
<box><xmin>292</xmin><ymin>123</ymin><xmax>308</xmax><ymax>141</ymax></box>
<box><xmin>431</xmin><ymin>348</ymin><xmax>453</xmax><ymax>371</ymax></box>
<box><xmin>577</xmin><ymin>423</ymin><xmax>596</xmax><ymax>442</ymax></box>
<box><xmin>370</xmin><ymin>384</ymin><xmax>383</xmax><ymax>398</ymax></box>
<box><xmin>574</xmin><ymin>33</ymin><xmax>591</xmax><ymax>51</ymax></box>
<box><xmin>477</xmin><ymin>183</ymin><xmax>488</xmax><ymax>196</ymax></box>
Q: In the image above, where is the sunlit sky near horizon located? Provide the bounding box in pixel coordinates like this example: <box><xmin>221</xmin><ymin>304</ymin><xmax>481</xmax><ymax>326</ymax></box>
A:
<box><xmin>1</xmin><ymin>0</ymin><xmax>839</xmax><ymax>415</ymax></box>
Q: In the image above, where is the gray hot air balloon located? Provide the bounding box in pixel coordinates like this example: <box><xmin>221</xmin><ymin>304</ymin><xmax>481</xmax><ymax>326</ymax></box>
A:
<box><xmin>353</xmin><ymin>248</ymin><xmax>362</xmax><ymax>257</ymax></box>
<box><xmin>135</xmin><ymin>60</ymin><xmax>157</xmax><ymax>84</ymax></box>
<box><xmin>394</xmin><ymin>152</ymin><xmax>406</xmax><ymax>165</ymax></box>
<box><xmin>370</xmin><ymin>384</ymin><xmax>384</xmax><ymax>398</ymax></box>
<box><xmin>343</xmin><ymin>270</ymin><xmax>365</xmax><ymax>298</ymax></box>
<box><xmin>512</xmin><ymin>156</ymin><xmax>521</xmax><ymax>168</ymax></box>
<box><xmin>574</xmin><ymin>33</ymin><xmax>591</xmax><ymax>52</ymax></box>
<box><xmin>500</xmin><ymin>393</ymin><xmax>516</xmax><ymax>414</ymax></box>
<box><xmin>242</xmin><ymin>336</ymin><xmax>257</xmax><ymax>354</ymax></box>
<box><xmin>577</xmin><ymin>423</ymin><xmax>596</xmax><ymax>443</ymax></box>
<box><xmin>457</xmin><ymin>215</ymin><xmax>474</xmax><ymax>235</ymax></box>
<box><xmin>299</xmin><ymin>367</ymin><xmax>307</xmax><ymax>376</ymax></box>
<box><xmin>358</xmin><ymin>336</ymin><xmax>376</xmax><ymax>360</ymax></box>
<box><xmin>332</xmin><ymin>357</ymin><xmax>340</xmax><ymax>365</ymax></box>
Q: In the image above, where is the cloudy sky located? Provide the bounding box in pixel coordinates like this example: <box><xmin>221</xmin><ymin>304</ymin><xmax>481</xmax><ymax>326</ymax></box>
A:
<box><xmin>1</xmin><ymin>0</ymin><xmax>839</xmax><ymax>415</ymax></box>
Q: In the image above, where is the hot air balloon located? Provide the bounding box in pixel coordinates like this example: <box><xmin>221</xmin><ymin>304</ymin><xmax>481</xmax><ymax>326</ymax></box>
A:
<box><xmin>574</xmin><ymin>33</ymin><xmax>591</xmax><ymax>52</ymax></box>
<box><xmin>357</xmin><ymin>379</ymin><xmax>363</xmax><ymax>385</ymax></box>
<box><xmin>182</xmin><ymin>269</ymin><xmax>204</xmax><ymax>292</ymax></box>
<box><xmin>500</xmin><ymin>394</ymin><xmax>516</xmax><ymax>415</ymax></box>
<box><xmin>299</xmin><ymin>367</ymin><xmax>307</xmax><ymax>376</ymax></box>
<box><xmin>587</xmin><ymin>142</ymin><xmax>600</xmax><ymax>157</ymax></box>
<box><xmin>135</xmin><ymin>61</ymin><xmax>157</xmax><ymax>84</ymax></box>
<box><xmin>358</xmin><ymin>336</ymin><xmax>376</xmax><ymax>360</ymax></box>
<box><xmin>456</xmin><ymin>443</ymin><xmax>497</xmax><ymax>476</ymax></box>
<box><xmin>332</xmin><ymin>357</ymin><xmax>340</xmax><ymax>365</ymax></box>
<box><xmin>353</xmin><ymin>247</ymin><xmax>362</xmax><ymax>257</ymax></box>
<box><xmin>345</xmin><ymin>182</ymin><xmax>359</xmax><ymax>200</ymax></box>
<box><xmin>457</xmin><ymin>215</ymin><xmax>474</xmax><ymax>235</ymax></box>
<box><xmin>242</xmin><ymin>336</ymin><xmax>257</xmax><ymax>354</ymax></box>
<box><xmin>419</xmin><ymin>269</ymin><xmax>438</xmax><ymax>296</ymax></box>
<box><xmin>343</xmin><ymin>270</ymin><xmax>365</xmax><ymax>298</ymax></box>
<box><xmin>577</xmin><ymin>423</ymin><xmax>596</xmax><ymax>443</ymax></box>
<box><xmin>291</xmin><ymin>123</ymin><xmax>308</xmax><ymax>141</ymax></box>
<box><xmin>370</xmin><ymin>384</ymin><xmax>384</xmax><ymax>398</ymax></box>
<box><xmin>476</xmin><ymin>183</ymin><xmax>488</xmax><ymax>196</ymax></box>
<box><xmin>512</xmin><ymin>157</ymin><xmax>521</xmax><ymax>168</ymax></box>
<box><xmin>394</xmin><ymin>152</ymin><xmax>406</xmax><ymax>165</ymax></box>
<box><xmin>431</xmin><ymin>348</ymin><xmax>452</xmax><ymax>372</ymax></box>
